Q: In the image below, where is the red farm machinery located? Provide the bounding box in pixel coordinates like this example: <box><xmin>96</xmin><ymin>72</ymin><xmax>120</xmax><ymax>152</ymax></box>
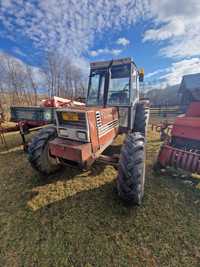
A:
<box><xmin>157</xmin><ymin>73</ymin><xmax>200</xmax><ymax>174</ymax></box>
<box><xmin>10</xmin><ymin>96</ymin><xmax>85</xmax><ymax>150</ymax></box>
<box><xmin>27</xmin><ymin>58</ymin><xmax>150</xmax><ymax>205</ymax></box>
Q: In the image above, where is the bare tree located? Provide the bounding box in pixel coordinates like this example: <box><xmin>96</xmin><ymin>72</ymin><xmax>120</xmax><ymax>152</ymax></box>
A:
<box><xmin>0</xmin><ymin>51</ymin><xmax>86</xmax><ymax>115</ymax></box>
<box><xmin>26</xmin><ymin>66</ymin><xmax>38</xmax><ymax>105</ymax></box>
<box><xmin>42</xmin><ymin>51</ymin><xmax>86</xmax><ymax>99</ymax></box>
<box><xmin>0</xmin><ymin>53</ymin><xmax>42</xmax><ymax>107</ymax></box>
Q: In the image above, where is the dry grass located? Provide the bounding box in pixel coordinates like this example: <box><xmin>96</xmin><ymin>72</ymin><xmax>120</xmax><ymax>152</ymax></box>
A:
<box><xmin>1</xmin><ymin>123</ymin><xmax>200</xmax><ymax>266</ymax></box>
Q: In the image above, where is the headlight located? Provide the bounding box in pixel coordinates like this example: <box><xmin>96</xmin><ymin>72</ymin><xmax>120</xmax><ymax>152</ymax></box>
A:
<box><xmin>77</xmin><ymin>131</ymin><xmax>87</xmax><ymax>140</ymax></box>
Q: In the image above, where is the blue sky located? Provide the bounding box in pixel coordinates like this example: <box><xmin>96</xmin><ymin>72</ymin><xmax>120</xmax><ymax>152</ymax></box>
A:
<box><xmin>0</xmin><ymin>0</ymin><xmax>200</xmax><ymax>90</ymax></box>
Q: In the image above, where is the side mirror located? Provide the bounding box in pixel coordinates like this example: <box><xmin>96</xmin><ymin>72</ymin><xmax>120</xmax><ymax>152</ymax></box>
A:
<box><xmin>139</xmin><ymin>68</ymin><xmax>144</xmax><ymax>82</ymax></box>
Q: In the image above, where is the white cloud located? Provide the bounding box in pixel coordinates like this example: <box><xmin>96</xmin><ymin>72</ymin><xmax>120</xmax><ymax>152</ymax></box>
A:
<box><xmin>143</xmin><ymin>18</ymin><xmax>185</xmax><ymax>42</ymax></box>
<box><xmin>111</xmin><ymin>49</ymin><xmax>122</xmax><ymax>56</ymax></box>
<box><xmin>143</xmin><ymin>0</ymin><xmax>200</xmax><ymax>58</ymax></box>
<box><xmin>148</xmin><ymin>0</ymin><xmax>200</xmax><ymax>22</ymax></box>
<box><xmin>1</xmin><ymin>0</ymin><xmax>200</xmax><ymax>79</ymax></box>
<box><xmin>90</xmin><ymin>50</ymin><xmax>98</xmax><ymax>57</ymax></box>
<box><xmin>0</xmin><ymin>0</ymin><xmax>146</xmax><ymax>59</ymax></box>
<box><xmin>160</xmin><ymin>57</ymin><xmax>200</xmax><ymax>86</ymax></box>
<box><xmin>160</xmin><ymin>32</ymin><xmax>200</xmax><ymax>58</ymax></box>
<box><xmin>116</xmin><ymin>37</ymin><xmax>130</xmax><ymax>46</ymax></box>
<box><xmin>90</xmin><ymin>48</ymin><xmax>122</xmax><ymax>57</ymax></box>
<box><xmin>144</xmin><ymin>57</ymin><xmax>200</xmax><ymax>90</ymax></box>
<box><xmin>12</xmin><ymin>47</ymin><xmax>26</xmax><ymax>57</ymax></box>
<box><xmin>145</xmin><ymin>68</ymin><xmax>168</xmax><ymax>79</ymax></box>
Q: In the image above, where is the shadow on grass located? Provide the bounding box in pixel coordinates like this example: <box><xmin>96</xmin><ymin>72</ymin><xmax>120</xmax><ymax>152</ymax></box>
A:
<box><xmin>33</xmin><ymin>161</ymin><xmax>111</xmax><ymax>187</ymax></box>
<box><xmin>32</xmin><ymin>179</ymin><xmax>139</xmax><ymax>219</ymax></box>
<box><xmin>31</xmin><ymin>142</ymin><xmax>123</xmax><ymax>187</ymax></box>
<box><xmin>26</xmin><ymin>157</ymin><xmax>121</xmax><ymax>211</ymax></box>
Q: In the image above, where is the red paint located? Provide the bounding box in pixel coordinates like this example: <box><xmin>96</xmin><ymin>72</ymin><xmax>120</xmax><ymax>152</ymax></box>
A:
<box><xmin>49</xmin><ymin>138</ymin><xmax>92</xmax><ymax>163</ymax></box>
<box><xmin>172</xmin><ymin>117</ymin><xmax>200</xmax><ymax>141</ymax></box>
<box><xmin>158</xmin><ymin>144</ymin><xmax>200</xmax><ymax>174</ymax></box>
<box><xmin>18</xmin><ymin>120</ymin><xmax>49</xmax><ymax>127</ymax></box>
<box><xmin>49</xmin><ymin>106</ymin><xmax>119</xmax><ymax>167</ymax></box>
<box><xmin>186</xmin><ymin>102</ymin><xmax>200</xmax><ymax>117</ymax></box>
<box><xmin>87</xmin><ymin>111</ymin><xmax>99</xmax><ymax>153</ymax></box>
<box><xmin>157</xmin><ymin>101</ymin><xmax>200</xmax><ymax>174</ymax></box>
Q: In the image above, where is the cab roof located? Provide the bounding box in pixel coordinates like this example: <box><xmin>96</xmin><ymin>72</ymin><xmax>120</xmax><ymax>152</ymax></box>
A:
<box><xmin>90</xmin><ymin>57</ymin><xmax>137</xmax><ymax>70</ymax></box>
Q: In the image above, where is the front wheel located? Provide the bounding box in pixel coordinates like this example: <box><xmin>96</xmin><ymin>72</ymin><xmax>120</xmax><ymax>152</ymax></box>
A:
<box><xmin>117</xmin><ymin>132</ymin><xmax>146</xmax><ymax>205</ymax></box>
<box><xmin>28</xmin><ymin>126</ymin><xmax>61</xmax><ymax>175</ymax></box>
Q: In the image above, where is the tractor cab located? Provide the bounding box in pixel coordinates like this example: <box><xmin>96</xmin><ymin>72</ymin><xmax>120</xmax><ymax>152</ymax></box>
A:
<box><xmin>87</xmin><ymin>58</ymin><xmax>139</xmax><ymax>107</ymax></box>
<box><xmin>86</xmin><ymin>58</ymin><xmax>143</xmax><ymax>131</ymax></box>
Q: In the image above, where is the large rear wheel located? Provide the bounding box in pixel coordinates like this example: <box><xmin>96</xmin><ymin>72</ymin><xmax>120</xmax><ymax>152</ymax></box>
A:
<box><xmin>117</xmin><ymin>132</ymin><xmax>146</xmax><ymax>205</ymax></box>
<box><xmin>28</xmin><ymin>126</ymin><xmax>61</xmax><ymax>175</ymax></box>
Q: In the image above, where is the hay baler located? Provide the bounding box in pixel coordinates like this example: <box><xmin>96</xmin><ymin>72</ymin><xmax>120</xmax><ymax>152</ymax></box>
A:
<box><xmin>28</xmin><ymin>58</ymin><xmax>150</xmax><ymax>205</ymax></box>
<box><xmin>157</xmin><ymin>73</ymin><xmax>200</xmax><ymax>174</ymax></box>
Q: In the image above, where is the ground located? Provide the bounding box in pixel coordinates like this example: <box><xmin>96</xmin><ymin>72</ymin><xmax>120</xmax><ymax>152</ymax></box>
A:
<box><xmin>1</xmin><ymin>123</ymin><xmax>200</xmax><ymax>266</ymax></box>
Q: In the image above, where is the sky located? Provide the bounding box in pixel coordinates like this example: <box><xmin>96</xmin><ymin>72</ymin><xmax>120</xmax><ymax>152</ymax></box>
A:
<box><xmin>0</xmin><ymin>0</ymin><xmax>200</xmax><ymax>90</ymax></box>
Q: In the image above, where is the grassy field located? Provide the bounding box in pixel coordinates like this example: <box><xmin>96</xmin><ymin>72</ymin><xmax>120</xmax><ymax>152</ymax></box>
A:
<box><xmin>1</xmin><ymin>124</ymin><xmax>200</xmax><ymax>266</ymax></box>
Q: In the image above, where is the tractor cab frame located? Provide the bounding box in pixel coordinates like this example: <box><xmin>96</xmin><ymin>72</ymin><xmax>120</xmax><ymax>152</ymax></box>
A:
<box><xmin>87</xmin><ymin>58</ymin><xmax>140</xmax><ymax>132</ymax></box>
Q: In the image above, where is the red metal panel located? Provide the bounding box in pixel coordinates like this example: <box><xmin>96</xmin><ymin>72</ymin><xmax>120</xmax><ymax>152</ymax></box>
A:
<box><xmin>176</xmin><ymin>151</ymin><xmax>183</xmax><ymax>167</ymax></box>
<box><xmin>191</xmin><ymin>156</ymin><xmax>198</xmax><ymax>173</ymax></box>
<box><xmin>99</xmin><ymin>127</ymin><xmax>118</xmax><ymax>147</ymax></box>
<box><xmin>181</xmin><ymin>153</ymin><xmax>188</xmax><ymax>169</ymax></box>
<box><xmin>197</xmin><ymin>160</ymin><xmax>200</xmax><ymax>174</ymax></box>
<box><xmin>171</xmin><ymin>116</ymin><xmax>200</xmax><ymax>141</ymax></box>
<box><xmin>96</xmin><ymin>107</ymin><xmax>119</xmax><ymax>149</ymax></box>
<box><xmin>185</xmin><ymin>154</ymin><xmax>194</xmax><ymax>171</ymax></box>
<box><xmin>49</xmin><ymin>138</ymin><xmax>92</xmax><ymax>163</ymax></box>
<box><xmin>193</xmin><ymin>156</ymin><xmax>200</xmax><ymax>174</ymax></box>
<box><xmin>186</xmin><ymin>102</ymin><xmax>200</xmax><ymax>117</ymax></box>
<box><xmin>158</xmin><ymin>144</ymin><xmax>200</xmax><ymax>175</ymax></box>
<box><xmin>20</xmin><ymin>121</ymin><xmax>49</xmax><ymax>127</ymax></box>
<box><xmin>158</xmin><ymin>145</ymin><xmax>173</xmax><ymax>166</ymax></box>
<box><xmin>87</xmin><ymin>110</ymin><xmax>99</xmax><ymax>153</ymax></box>
<box><xmin>99</xmin><ymin>107</ymin><xmax>118</xmax><ymax>125</ymax></box>
<box><xmin>170</xmin><ymin>149</ymin><xmax>177</xmax><ymax>166</ymax></box>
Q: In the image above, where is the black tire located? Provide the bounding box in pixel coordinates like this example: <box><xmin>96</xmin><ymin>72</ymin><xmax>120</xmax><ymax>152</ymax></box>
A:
<box><xmin>117</xmin><ymin>132</ymin><xmax>146</xmax><ymax>205</ymax></box>
<box><xmin>28</xmin><ymin>126</ymin><xmax>61</xmax><ymax>175</ymax></box>
<box><xmin>134</xmin><ymin>103</ymin><xmax>150</xmax><ymax>136</ymax></box>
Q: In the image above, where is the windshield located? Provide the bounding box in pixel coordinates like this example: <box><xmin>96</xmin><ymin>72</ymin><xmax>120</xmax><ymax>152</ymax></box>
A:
<box><xmin>107</xmin><ymin>64</ymin><xmax>130</xmax><ymax>106</ymax></box>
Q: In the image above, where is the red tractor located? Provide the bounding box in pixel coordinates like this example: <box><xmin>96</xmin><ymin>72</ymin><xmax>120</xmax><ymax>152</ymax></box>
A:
<box><xmin>28</xmin><ymin>58</ymin><xmax>150</xmax><ymax>205</ymax></box>
<box><xmin>157</xmin><ymin>73</ymin><xmax>200</xmax><ymax>174</ymax></box>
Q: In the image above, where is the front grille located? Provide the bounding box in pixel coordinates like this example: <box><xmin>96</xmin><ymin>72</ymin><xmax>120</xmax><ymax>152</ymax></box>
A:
<box><xmin>57</xmin><ymin>111</ymin><xmax>87</xmax><ymax>129</ymax></box>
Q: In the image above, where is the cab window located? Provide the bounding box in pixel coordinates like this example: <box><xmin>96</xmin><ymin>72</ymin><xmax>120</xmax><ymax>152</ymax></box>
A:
<box><xmin>87</xmin><ymin>71</ymin><xmax>105</xmax><ymax>106</ymax></box>
<box><xmin>107</xmin><ymin>64</ymin><xmax>130</xmax><ymax>106</ymax></box>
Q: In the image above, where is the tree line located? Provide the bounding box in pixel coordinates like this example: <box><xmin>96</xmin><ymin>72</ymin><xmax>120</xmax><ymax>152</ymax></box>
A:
<box><xmin>145</xmin><ymin>84</ymin><xmax>181</xmax><ymax>107</ymax></box>
<box><xmin>0</xmin><ymin>52</ymin><xmax>87</xmax><ymax>114</ymax></box>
